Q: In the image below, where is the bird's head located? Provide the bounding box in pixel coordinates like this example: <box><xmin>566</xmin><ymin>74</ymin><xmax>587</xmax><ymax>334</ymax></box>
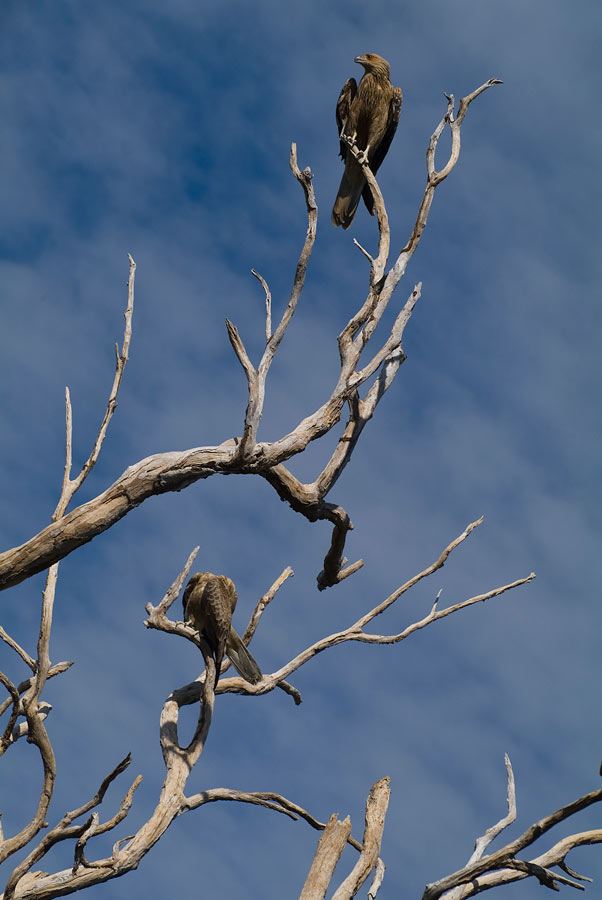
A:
<box><xmin>354</xmin><ymin>53</ymin><xmax>391</xmax><ymax>78</ymax></box>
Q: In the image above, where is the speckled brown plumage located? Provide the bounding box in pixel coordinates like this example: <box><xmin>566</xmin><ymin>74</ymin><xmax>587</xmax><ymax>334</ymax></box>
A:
<box><xmin>332</xmin><ymin>53</ymin><xmax>402</xmax><ymax>229</ymax></box>
<box><xmin>182</xmin><ymin>573</ymin><xmax>262</xmax><ymax>688</ymax></box>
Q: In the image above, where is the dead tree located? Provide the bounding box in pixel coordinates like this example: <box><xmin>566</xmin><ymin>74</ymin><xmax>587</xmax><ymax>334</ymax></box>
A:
<box><xmin>1</xmin><ymin>79</ymin><xmax>600</xmax><ymax>900</ymax></box>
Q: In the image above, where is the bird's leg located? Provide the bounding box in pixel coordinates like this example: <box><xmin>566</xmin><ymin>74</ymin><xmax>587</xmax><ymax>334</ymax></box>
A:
<box><xmin>341</xmin><ymin>131</ymin><xmax>370</xmax><ymax>166</ymax></box>
<box><xmin>356</xmin><ymin>142</ymin><xmax>371</xmax><ymax>165</ymax></box>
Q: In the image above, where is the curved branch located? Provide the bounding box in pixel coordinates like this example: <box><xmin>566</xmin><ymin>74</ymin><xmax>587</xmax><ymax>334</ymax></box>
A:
<box><xmin>0</xmin><ymin>627</ymin><xmax>35</xmax><ymax>670</ymax></box>
<box><xmin>0</xmin><ymin>672</ymin><xmax>21</xmax><ymax>755</ymax></box>
<box><xmin>0</xmin><ymin>82</ymin><xmax>499</xmax><ymax>595</ymax></box>
<box><xmin>200</xmin><ymin>519</ymin><xmax>534</xmax><ymax>701</ymax></box>
<box><xmin>233</xmin><ymin>145</ymin><xmax>318</xmax><ymax>459</ymax></box>
<box><xmin>54</xmin><ymin>254</ymin><xmax>136</xmax><ymax>520</ymax></box>
<box><xmin>0</xmin><ymin>661</ymin><xmax>73</xmax><ymax>719</ymax></box>
<box><xmin>0</xmin><ymin>708</ymin><xmax>56</xmax><ymax>866</ymax></box>
<box><xmin>423</xmin><ymin>787</ymin><xmax>602</xmax><ymax>899</ymax></box>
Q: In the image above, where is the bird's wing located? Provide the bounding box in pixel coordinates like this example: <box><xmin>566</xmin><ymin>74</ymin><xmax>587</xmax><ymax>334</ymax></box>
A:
<box><xmin>370</xmin><ymin>86</ymin><xmax>402</xmax><ymax>174</ymax></box>
<box><xmin>216</xmin><ymin>575</ymin><xmax>238</xmax><ymax>615</ymax></box>
<box><xmin>199</xmin><ymin>577</ymin><xmax>232</xmax><ymax>647</ymax></box>
<box><xmin>182</xmin><ymin>580</ymin><xmax>193</xmax><ymax>617</ymax></box>
<box><xmin>199</xmin><ymin>576</ymin><xmax>235</xmax><ymax>688</ymax></box>
<box><xmin>182</xmin><ymin>572</ymin><xmax>206</xmax><ymax>620</ymax></box>
<box><xmin>336</xmin><ymin>77</ymin><xmax>357</xmax><ymax>161</ymax></box>
<box><xmin>362</xmin><ymin>86</ymin><xmax>402</xmax><ymax>214</ymax></box>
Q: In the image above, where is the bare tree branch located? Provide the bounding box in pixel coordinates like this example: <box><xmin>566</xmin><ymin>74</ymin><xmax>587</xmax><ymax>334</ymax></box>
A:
<box><xmin>300</xmin><ymin>814</ymin><xmax>353</xmax><ymax>900</ymax></box>
<box><xmin>251</xmin><ymin>268</ymin><xmax>272</xmax><ymax>343</ymax></box>
<box><xmin>423</xmin><ymin>787</ymin><xmax>602</xmax><ymax>899</ymax></box>
<box><xmin>331</xmin><ymin>777</ymin><xmax>390</xmax><ymax>900</ymax></box>
<box><xmin>0</xmin><ymin>82</ymin><xmax>499</xmax><ymax>594</ymax></box>
<box><xmin>5</xmin><ymin>78</ymin><xmax>579</xmax><ymax>900</ymax></box>
<box><xmin>0</xmin><ymin>662</ymin><xmax>73</xmax><ymax>719</ymax></box>
<box><xmin>4</xmin><ymin>702</ymin><xmax>51</xmax><ymax>749</ymax></box>
<box><xmin>0</xmin><ymin>565</ymin><xmax>58</xmax><ymax>865</ymax></box>
<box><xmin>54</xmin><ymin>254</ymin><xmax>136</xmax><ymax>520</ymax></box>
<box><xmin>466</xmin><ymin>755</ymin><xmax>517</xmax><ymax>866</ymax></box>
<box><xmin>3</xmin><ymin>756</ymin><xmax>142</xmax><ymax>900</ymax></box>
<box><xmin>0</xmin><ymin>628</ymin><xmax>35</xmax><ymax>670</ymax></box>
<box><xmin>231</xmin><ymin>143</ymin><xmax>318</xmax><ymax>460</ymax></box>
<box><xmin>242</xmin><ymin>566</ymin><xmax>294</xmax><ymax>644</ymax></box>
<box><xmin>197</xmin><ymin>519</ymin><xmax>535</xmax><ymax>698</ymax></box>
<box><xmin>368</xmin><ymin>858</ymin><xmax>386</xmax><ymax>900</ymax></box>
<box><xmin>0</xmin><ymin>672</ymin><xmax>21</xmax><ymax>755</ymax></box>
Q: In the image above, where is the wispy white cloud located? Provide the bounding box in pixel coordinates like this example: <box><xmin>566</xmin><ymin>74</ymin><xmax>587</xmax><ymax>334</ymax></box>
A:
<box><xmin>0</xmin><ymin>0</ymin><xmax>600</xmax><ymax>897</ymax></box>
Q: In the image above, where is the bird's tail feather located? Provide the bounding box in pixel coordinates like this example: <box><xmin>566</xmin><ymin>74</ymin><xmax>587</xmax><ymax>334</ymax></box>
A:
<box><xmin>331</xmin><ymin>164</ymin><xmax>365</xmax><ymax>229</ymax></box>
<box><xmin>226</xmin><ymin>627</ymin><xmax>263</xmax><ymax>684</ymax></box>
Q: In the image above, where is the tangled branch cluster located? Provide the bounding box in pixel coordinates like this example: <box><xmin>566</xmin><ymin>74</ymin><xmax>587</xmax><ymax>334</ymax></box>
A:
<box><xmin>1</xmin><ymin>79</ymin><xmax>599</xmax><ymax>900</ymax></box>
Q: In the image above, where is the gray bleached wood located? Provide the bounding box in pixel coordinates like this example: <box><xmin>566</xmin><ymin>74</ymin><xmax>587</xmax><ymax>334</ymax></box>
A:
<box><xmin>0</xmin><ymin>84</ymin><xmax>498</xmax><ymax>595</ymax></box>
<box><xmin>4</xmin><ymin>76</ymin><xmax>596</xmax><ymax>900</ymax></box>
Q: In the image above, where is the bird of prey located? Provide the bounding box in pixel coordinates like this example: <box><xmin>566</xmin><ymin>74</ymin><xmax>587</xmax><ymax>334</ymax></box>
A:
<box><xmin>182</xmin><ymin>572</ymin><xmax>262</xmax><ymax>688</ymax></box>
<box><xmin>332</xmin><ymin>53</ymin><xmax>402</xmax><ymax>229</ymax></box>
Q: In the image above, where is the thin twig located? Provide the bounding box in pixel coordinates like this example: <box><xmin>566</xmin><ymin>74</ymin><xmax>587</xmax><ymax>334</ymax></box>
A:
<box><xmin>243</xmin><ymin>566</ymin><xmax>294</xmax><ymax>644</ymax></box>
<box><xmin>0</xmin><ymin>661</ymin><xmax>73</xmax><ymax>718</ymax></box>
<box><xmin>466</xmin><ymin>754</ymin><xmax>516</xmax><ymax>865</ymax></box>
<box><xmin>251</xmin><ymin>268</ymin><xmax>272</xmax><ymax>343</ymax></box>
<box><xmin>53</xmin><ymin>254</ymin><xmax>136</xmax><ymax>520</ymax></box>
<box><xmin>145</xmin><ymin>545</ymin><xmax>200</xmax><ymax>620</ymax></box>
<box><xmin>0</xmin><ymin>627</ymin><xmax>35</xmax><ymax>670</ymax></box>
<box><xmin>0</xmin><ymin>84</ymin><xmax>501</xmax><ymax>593</ymax></box>
<box><xmin>423</xmin><ymin>787</ymin><xmax>602</xmax><ymax>899</ymax></box>
<box><xmin>0</xmin><ymin>672</ymin><xmax>21</xmax><ymax>754</ymax></box>
<box><xmin>3</xmin><ymin>755</ymin><xmax>139</xmax><ymax>898</ymax></box>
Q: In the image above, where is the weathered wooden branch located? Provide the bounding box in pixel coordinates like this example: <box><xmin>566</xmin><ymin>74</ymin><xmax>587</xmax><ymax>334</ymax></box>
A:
<box><xmin>2</xmin><ymin>756</ymin><xmax>141</xmax><ymax>900</ymax></box>
<box><xmin>0</xmin><ymin>514</ymin><xmax>519</xmax><ymax>897</ymax></box>
<box><xmin>0</xmin><ymin>82</ymin><xmax>499</xmax><ymax>595</ymax></box>
<box><xmin>465</xmin><ymin>754</ymin><xmax>517</xmax><ymax>867</ymax></box>
<box><xmin>0</xmin><ymin>628</ymin><xmax>35</xmax><ymax>670</ymax></box>
<box><xmin>330</xmin><ymin>777</ymin><xmax>390</xmax><ymax>900</ymax></box>
<box><xmin>424</xmin><ymin>765</ymin><xmax>602</xmax><ymax>900</ymax></box>
<box><xmin>298</xmin><ymin>777</ymin><xmax>389</xmax><ymax>900</ymax></box>
<box><xmin>144</xmin><ymin>518</ymin><xmax>534</xmax><ymax>711</ymax></box>
<box><xmin>0</xmin><ymin>260</ymin><xmax>137</xmax><ymax>875</ymax></box>
<box><xmin>0</xmin><ymin>585</ymin><xmax>58</xmax><ymax>863</ymax></box>
<box><xmin>0</xmin><ymin>673</ymin><xmax>20</xmax><ymax>755</ymax></box>
<box><xmin>300</xmin><ymin>814</ymin><xmax>353</xmax><ymax>900</ymax></box>
<box><xmin>145</xmin><ymin>555</ymin><xmax>300</xmax><ymax>702</ymax></box>
<box><xmin>0</xmin><ymin>662</ymin><xmax>73</xmax><ymax>720</ymax></box>
<box><xmin>242</xmin><ymin>565</ymin><xmax>294</xmax><ymax>644</ymax></box>
<box><xmin>6</xmin><ymin>78</ymin><xmax>592</xmax><ymax>900</ymax></box>
<box><xmin>230</xmin><ymin>143</ymin><xmax>318</xmax><ymax>460</ymax></box>
<box><xmin>251</xmin><ymin>268</ymin><xmax>272</xmax><ymax>342</ymax></box>
<box><xmin>55</xmin><ymin>255</ymin><xmax>136</xmax><ymax>520</ymax></box>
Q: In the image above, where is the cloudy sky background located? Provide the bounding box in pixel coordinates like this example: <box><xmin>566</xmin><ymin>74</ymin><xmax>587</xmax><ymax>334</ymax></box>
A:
<box><xmin>1</xmin><ymin>1</ymin><xmax>600</xmax><ymax>898</ymax></box>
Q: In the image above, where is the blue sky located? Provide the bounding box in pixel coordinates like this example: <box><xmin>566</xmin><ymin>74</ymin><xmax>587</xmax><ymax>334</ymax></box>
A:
<box><xmin>0</xmin><ymin>1</ymin><xmax>600</xmax><ymax>898</ymax></box>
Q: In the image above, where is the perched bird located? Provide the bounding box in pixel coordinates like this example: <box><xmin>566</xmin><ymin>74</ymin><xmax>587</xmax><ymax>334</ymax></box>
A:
<box><xmin>182</xmin><ymin>573</ymin><xmax>262</xmax><ymax>688</ymax></box>
<box><xmin>332</xmin><ymin>53</ymin><xmax>402</xmax><ymax>229</ymax></box>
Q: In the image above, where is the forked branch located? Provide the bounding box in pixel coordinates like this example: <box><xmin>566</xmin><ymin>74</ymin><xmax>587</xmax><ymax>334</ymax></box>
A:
<box><xmin>0</xmin><ymin>79</ymin><xmax>501</xmax><ymax>594</ymax></box>
<box><xmin>0</xmin><ymin>257</ymin><xmax>136</xmax><ymax>873</ymax></box>
<box><xmin>149</xmin><ymin>518</ymin><xmax>534</xmax><ymax>704</ymax></box>
<box><xmin>424</xmin><ymin>757</ymin><xmax>602</xmax><ymax>899</ymax></box>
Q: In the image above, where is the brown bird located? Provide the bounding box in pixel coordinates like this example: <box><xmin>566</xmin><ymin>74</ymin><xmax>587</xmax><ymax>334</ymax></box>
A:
<box><xmin>332</xmin><ymin>53</ymin><xmax>402</xmax><ymax>229</ymax></box>
<box><xmin>182</xmin><ymin>572</ymin><xmax>262</xmax><ymax>688</ymax></box>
